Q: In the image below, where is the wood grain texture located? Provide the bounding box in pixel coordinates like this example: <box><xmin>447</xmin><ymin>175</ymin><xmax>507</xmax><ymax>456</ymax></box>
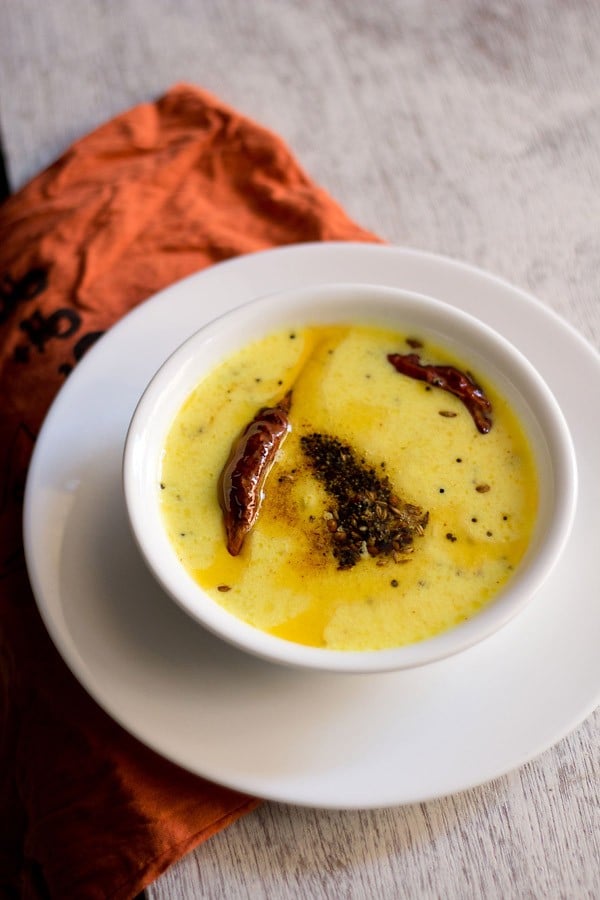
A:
<box><xmin>1</xmin><ymin>0</ymin><xmax>599</xmax><ymax>346</ymax></box>
<box><xmin>0</xmin><ymin>1</ymin><xmax>598</xmax><ymax>898</ymax></box>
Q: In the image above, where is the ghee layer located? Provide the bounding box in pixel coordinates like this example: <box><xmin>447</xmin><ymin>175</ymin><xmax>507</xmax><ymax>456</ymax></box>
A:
<box><xmin>160</xmin><ymin>324</ymin><xmax>538</xmax><ymax>651</ymax></box>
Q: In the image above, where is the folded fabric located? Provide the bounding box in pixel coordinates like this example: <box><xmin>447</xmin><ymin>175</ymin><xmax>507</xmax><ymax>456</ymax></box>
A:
<box><xmin>0</xmin><ymin>84</ymin><xmax>378</xmax><ymax>899</ymax></box>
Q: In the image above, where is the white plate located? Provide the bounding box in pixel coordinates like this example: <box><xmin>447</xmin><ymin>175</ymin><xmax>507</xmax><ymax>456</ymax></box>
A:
<box><xmin>23</xmin><ymin>243</ymin><xmax>600</xmax><ymax>809</ymax></box>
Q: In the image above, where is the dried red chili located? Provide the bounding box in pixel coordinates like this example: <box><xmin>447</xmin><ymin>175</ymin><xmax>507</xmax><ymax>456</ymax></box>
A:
<box><xmin>387</xmin><ymin>353</ymin><xmax>493</xmax><ymax>434</ymax></box>
<box><xmin>219</xmin><ymin>392</ymin><xmax>292</xmax><ymax>555</ymax></box>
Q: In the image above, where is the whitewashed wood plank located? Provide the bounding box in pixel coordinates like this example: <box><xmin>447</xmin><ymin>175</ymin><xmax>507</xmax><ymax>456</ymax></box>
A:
<box><xmin>0</xmin><ymin>1</ymin><xmax>598</xmax><ymax>345</ymax></box>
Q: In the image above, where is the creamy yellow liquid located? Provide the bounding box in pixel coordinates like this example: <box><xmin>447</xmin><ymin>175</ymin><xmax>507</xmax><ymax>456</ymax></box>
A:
<box><xmin>160</xmin><ymin>324</ymin><xmax>538</xmax><ymax>651</ymax></box>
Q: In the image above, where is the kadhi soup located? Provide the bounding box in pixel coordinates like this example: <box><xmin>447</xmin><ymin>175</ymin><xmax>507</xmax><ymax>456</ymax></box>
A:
<box><xmin>123</xmin><ymin>284</ymin><xmax>577</xmax><ymax>672</ymax></box>
<box><xmin>160</xmin><ymin>322</ymin><xmax>537</xmax><ymax>651</ymax></box>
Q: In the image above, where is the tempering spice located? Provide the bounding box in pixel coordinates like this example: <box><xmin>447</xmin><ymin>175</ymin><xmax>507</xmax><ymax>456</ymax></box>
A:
<box><xmin>300</xmin><ymin>433</ymin><xmax>429</xmax><ymax>570</ymax></box>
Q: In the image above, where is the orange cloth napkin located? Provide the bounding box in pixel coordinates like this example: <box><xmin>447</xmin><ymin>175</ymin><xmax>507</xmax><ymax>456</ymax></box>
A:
<box><xmin>0</xmin><ymin>84</ymin><xmax>378</xmax><ymax>899</ymax></box>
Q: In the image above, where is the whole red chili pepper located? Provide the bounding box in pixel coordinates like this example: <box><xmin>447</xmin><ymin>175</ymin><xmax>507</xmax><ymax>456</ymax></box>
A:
<box><xmin>387</xmin><ymin>353</ymin><xmax>493</xmax><ymax>433</ymax></box>
<box><xmin>219</xmin><ymin>392</ymin><xmax>292</xmax><ymax>555</ymax></box>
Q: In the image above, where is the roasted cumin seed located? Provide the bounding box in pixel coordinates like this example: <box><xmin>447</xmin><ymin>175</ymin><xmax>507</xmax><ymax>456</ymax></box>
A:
<box><xmin>301</xmin><ymin>433</ymin><xmax>428</xmax><ymax>570</ymax></box>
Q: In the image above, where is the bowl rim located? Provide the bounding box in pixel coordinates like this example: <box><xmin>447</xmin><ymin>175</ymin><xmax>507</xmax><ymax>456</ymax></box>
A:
<box><xmin>123</xmin><ymin>281</ymin><xmax>578</xmax><ymax>673</ymax></box>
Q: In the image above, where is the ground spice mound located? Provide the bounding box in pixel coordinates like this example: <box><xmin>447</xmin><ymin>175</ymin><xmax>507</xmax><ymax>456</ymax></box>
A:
<box><xmin>300</xmin><ymin>433</ymin><xmax>429</xmax><ymax>570</ymax></box>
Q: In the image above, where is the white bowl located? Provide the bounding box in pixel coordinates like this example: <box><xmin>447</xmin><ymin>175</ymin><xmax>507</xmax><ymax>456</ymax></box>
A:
<box><xmin>123</xmin><ymin>283</ymin><xmax>577</xmax><ymax>673</ymax></box>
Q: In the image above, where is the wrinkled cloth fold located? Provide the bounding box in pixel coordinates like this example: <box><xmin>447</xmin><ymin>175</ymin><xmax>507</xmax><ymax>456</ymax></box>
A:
<box><xmin>0</xmin><ymin>83</ymin><xmax>378</xmax><ymax>899</ymax></box>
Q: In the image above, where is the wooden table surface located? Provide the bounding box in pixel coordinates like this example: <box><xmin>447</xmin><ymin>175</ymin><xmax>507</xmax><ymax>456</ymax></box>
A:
<box><xmin>1</xmin><ymin>2</ymin><xmax>599</xmax><ymax>897</ymax></box>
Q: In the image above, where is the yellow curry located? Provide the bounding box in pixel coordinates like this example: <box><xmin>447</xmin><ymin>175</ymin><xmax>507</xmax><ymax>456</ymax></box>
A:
<box><xmin>160</xmin><ymin>324</ymin><xmax>538</xmax><ymax>651</ymax></box>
